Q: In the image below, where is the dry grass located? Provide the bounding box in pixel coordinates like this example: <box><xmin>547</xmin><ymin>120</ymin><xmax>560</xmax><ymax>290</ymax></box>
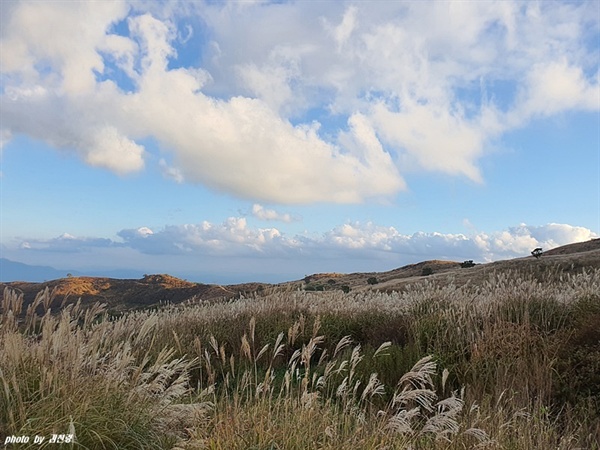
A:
<box><xmin>1</xmin><ymin>269</ymin><xmax>599</xmax><ymax>449</ymax></box>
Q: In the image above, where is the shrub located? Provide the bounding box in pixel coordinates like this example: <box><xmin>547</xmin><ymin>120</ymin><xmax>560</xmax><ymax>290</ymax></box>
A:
<box><xmin>461</xmin><ymin>260</ymin><xmax>475</xmax><ymax>268</ymax></box>
<box><xmin>304</xmin><ymin>283</ymin><xmax>324</xmax><ymax>291</ymax></box>
<box><xmin>421</xmin><ymin>267</ymin><xmax>434</xmax><ymax>276</ymax></box>
<box><xmin>367</xmin><ymin>277</ymin><xmax>379</xmax><ymax>285</ymax></box>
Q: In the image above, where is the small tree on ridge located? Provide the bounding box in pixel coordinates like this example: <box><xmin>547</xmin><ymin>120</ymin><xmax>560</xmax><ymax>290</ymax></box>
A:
<box><xmin>531</xmin><ymin>248</ymin><xmax>543</xmax><ymax>259</ymax></box>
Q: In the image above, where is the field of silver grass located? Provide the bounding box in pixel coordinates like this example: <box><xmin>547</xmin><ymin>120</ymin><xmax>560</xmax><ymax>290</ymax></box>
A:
<box><xmin>1</xmin><ymin>269</ymin><xmax>599</xmax><ymax>449</ymax></box>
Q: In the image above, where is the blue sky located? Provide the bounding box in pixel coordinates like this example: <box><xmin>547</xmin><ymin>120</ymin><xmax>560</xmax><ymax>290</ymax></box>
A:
<box><xmin>1</xmin><ymin>0</ymin><xmax>599</xmax><ymax>283</ymax></box>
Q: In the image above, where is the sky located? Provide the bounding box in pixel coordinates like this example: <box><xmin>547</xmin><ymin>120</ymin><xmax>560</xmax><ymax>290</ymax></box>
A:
<box><xmin>1</xmin><ymin>0</ymin><xmax>599</xmax><ymax>284</ymax></box>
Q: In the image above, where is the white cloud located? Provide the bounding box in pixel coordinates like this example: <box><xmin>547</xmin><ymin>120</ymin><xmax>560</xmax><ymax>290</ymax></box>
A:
<box><xmin>1</xmin><ymin>2</ymin><xmax>146</xmax><ymax>175</ymax></box>
<box><xmin>1</xmin><ymin>0</ymin><xmax>129</xmax><ymax>94</ymax></box>
<box><xmin>328</xmin><ymin>5</ymin><xmax>358</xmax><ymax>50</ymax></box>
<box><xmin>136</xmin><ymin>227</ymin><xmax>154</xmax><ymax>237</ymax></box>
<box><xmin>117</xmin><ymin>217</ymin><xmax>293</xmax><ymax>256</ymax></box>
<box><xmin>251</xmin><ymin>204</ymin><xmax>296</xmax><ymax>223</ymax></box>
<box><xmin>237</xmin><ymin>61</ymin><xmax>295</xmax><ymax>114</ymax></box>
<box><xmin>371</xmin><ymin>102</ymin><xmax>486</xmax><ymax>182</ymax></box>
<box><xmin>85</xmin><ymin>126</ymin><xmax>145</xmax><ymax>174</ymax></box>
<box><xmin>516</xmin><ymin>60</ymin><xmax>599</xmax><ymax>120</ymax></box>
<box><xmin>17</xmin><ymin>234</ymin><xmax>115</xmax><ymax>253</ymax></box>
<box><xmin>500</xmin><ymin>223</ymin><xmax>598</xmax><ymax>252</ymax></box>
<box><xmin>197</xmin><ymin>0</ymin><xmax>599</xmax><ymax>181</ymax></box>
<box><xmin>320</xmin><ymin>223</ymin><xmax>479</xmax><ymax>259</ymax></box>
<box><xmin>1</xmin><ymin>1</ymin><xmax>598</xmax><ymax>202</ymax></box>
<box><xmin>235</xmin><ymin>43</ymin><xmax>310</xmax><ymax>115</ymax></box>
<box><xmin>1</xmin><ymin>2</ymin><xmax>405</xmax><ymax>203</ymax></box>
<box><xmin>19</xmin><ymin>220</ymin><xmax>594</xmax><ymax>264</ymax></box>
<box><xmin>10</xmin><ymin>221</ymin><xmax>596</xmax><ymax>282</ymax></box>
<box><xmin>159</xmin><ymin>158</ymin><xmax>184</xmax><ymax>183</ymax></box>
<box><xmin>320</xmin><ymin>222</ymin><xmax>598</xmax><ymax>262</ymax></box>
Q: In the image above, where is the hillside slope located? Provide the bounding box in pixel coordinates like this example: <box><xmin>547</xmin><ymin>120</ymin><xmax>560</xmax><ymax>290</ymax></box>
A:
<box><xmin>0</xmin><ymin>274</ymin><xmax>269</xmax><ymax>315</ymax></box>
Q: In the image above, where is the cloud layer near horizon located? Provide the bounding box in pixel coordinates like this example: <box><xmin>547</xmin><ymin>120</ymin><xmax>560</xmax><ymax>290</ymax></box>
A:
<box><xmin>16</xmin><ymin>221</ymin><xmax>598</xmax><ymax>265</ymax></box>
<box><xmin>2</xmin><ymin>1</ymin><xmax>598</xmax><ymax>203</ymax></box>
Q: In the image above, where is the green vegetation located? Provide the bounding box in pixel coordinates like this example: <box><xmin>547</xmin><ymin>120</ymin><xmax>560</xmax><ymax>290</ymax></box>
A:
<box><xmin>1</xmin><ymin>269</ymin><xmax>599</xmax><ymax>449</ymax></box>
<box><xmin>422</xmin><ymin>267</ymin><xmax>434</xmax><ymax>276</ymax></box>
<box><xmin>367</xmin><ymin>277</ymin><xmax>379</xmax><ymax>285</ymax></box>
<box><xmin>460</xmin><ymin>260</ymin><xmax>476</xmax><ymax>268</ymax></box>
<box><xmin>304</xmin><ymin>283</ymin><xmax>325</xmax><ymax>291</ymax></box>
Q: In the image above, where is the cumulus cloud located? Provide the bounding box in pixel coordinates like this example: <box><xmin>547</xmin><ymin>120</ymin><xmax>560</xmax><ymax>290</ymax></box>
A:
<box><xmin>516</xmin><ymin>60</ymin><xmax>600</xmax><ymax>120</ymax></box>
<box><xmin>0</xmin><ymin>2</ymin><xmax>403</xmax><ymax>203</ymax></box>
<box><xmin>1</xmin><ymin>1</ymin><xmax>598</xmax><ymax>202</ymax></box>
<box><xmin>19</xmin><ymin>221</ymin><xmax>595</xmax><ymax>266</ymax></box>
<box><xmin>84</xmin><ymin>126</ymin><xmax>145</xmax><ymax>174</ymax></box>
<box><xmin>481</xmin><ymin>223</ymin><xmax>599</xmax><ymax>257</ymax></box>
<box><xmin>17</xmin><ymin>233</ymin><xmax>115</xmax><ymax>253</ymax></box>
<box><xmin>10</xmin><ymin>221</ymin><xmax>597</xmax><ymax>282</ymax></box>
<box><xmin>200</xmin><ymin>0</ymin><xmax>598</xmax><ymax>179</ymax></box>
<box><xmin>371</xmin><ymin>102</ymin><xmax>487</xmax><ymax>182</ymax></box>
<box><xmin>159</xmin><ymin>158</ymin><xmax>184</xmax><ymax>183</ymax></box>
<box><xmin>330</xmin><ymin>6</ymin><xmax>358</xmax><ymax>49</ymax></box>
<box><xmin>319</xmin><ymin>222</ymin><xmax>599</xmax><ymax>262</ymax></box>
<box><xmin>251</xmin><ymin>204</ymin><xmax>296</xmax><ymax>223</ymax></box>
<box><xmin>117</xmin><ymin>218</ymin><xmax>294</xmax><ymax>256</ymax></box>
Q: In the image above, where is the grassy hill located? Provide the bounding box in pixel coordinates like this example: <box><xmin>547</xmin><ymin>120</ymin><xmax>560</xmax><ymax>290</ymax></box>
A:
<box><xmin>1</xmin><ymin>239</ymin><xmax>599</xmax><ymax>449</ymax></box>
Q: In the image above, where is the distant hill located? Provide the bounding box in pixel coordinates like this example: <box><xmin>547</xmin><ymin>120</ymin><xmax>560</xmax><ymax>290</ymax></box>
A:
<box><xmin>2</xmin><ymin>239</ymin><xmax>599</xmax><ymax>315</ymax></box>
<box><xmin>0</xmin><ymin>258</ymin><xmax>145</xmax><ymax>283</ymax></box>
<box><xmin>0</xmin><ymin>258</ymin><xmax>80</xmax><ymax>282</ymax></box>
<box><xmin>0</xmin><ymin>273</ymin><xmax>269</xmax><ymax>315</ymax></box>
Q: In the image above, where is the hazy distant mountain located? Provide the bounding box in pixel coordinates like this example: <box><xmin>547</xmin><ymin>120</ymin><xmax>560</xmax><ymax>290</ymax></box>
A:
<box><xmin>0</xmin><ymin>258</ymin><xmax>77</xmax><ymax>282</ymax></box>
<box><xmin>0</xmin><ymin>258</ymin><xmax>144</xmax><ymax>282</ymax></box>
